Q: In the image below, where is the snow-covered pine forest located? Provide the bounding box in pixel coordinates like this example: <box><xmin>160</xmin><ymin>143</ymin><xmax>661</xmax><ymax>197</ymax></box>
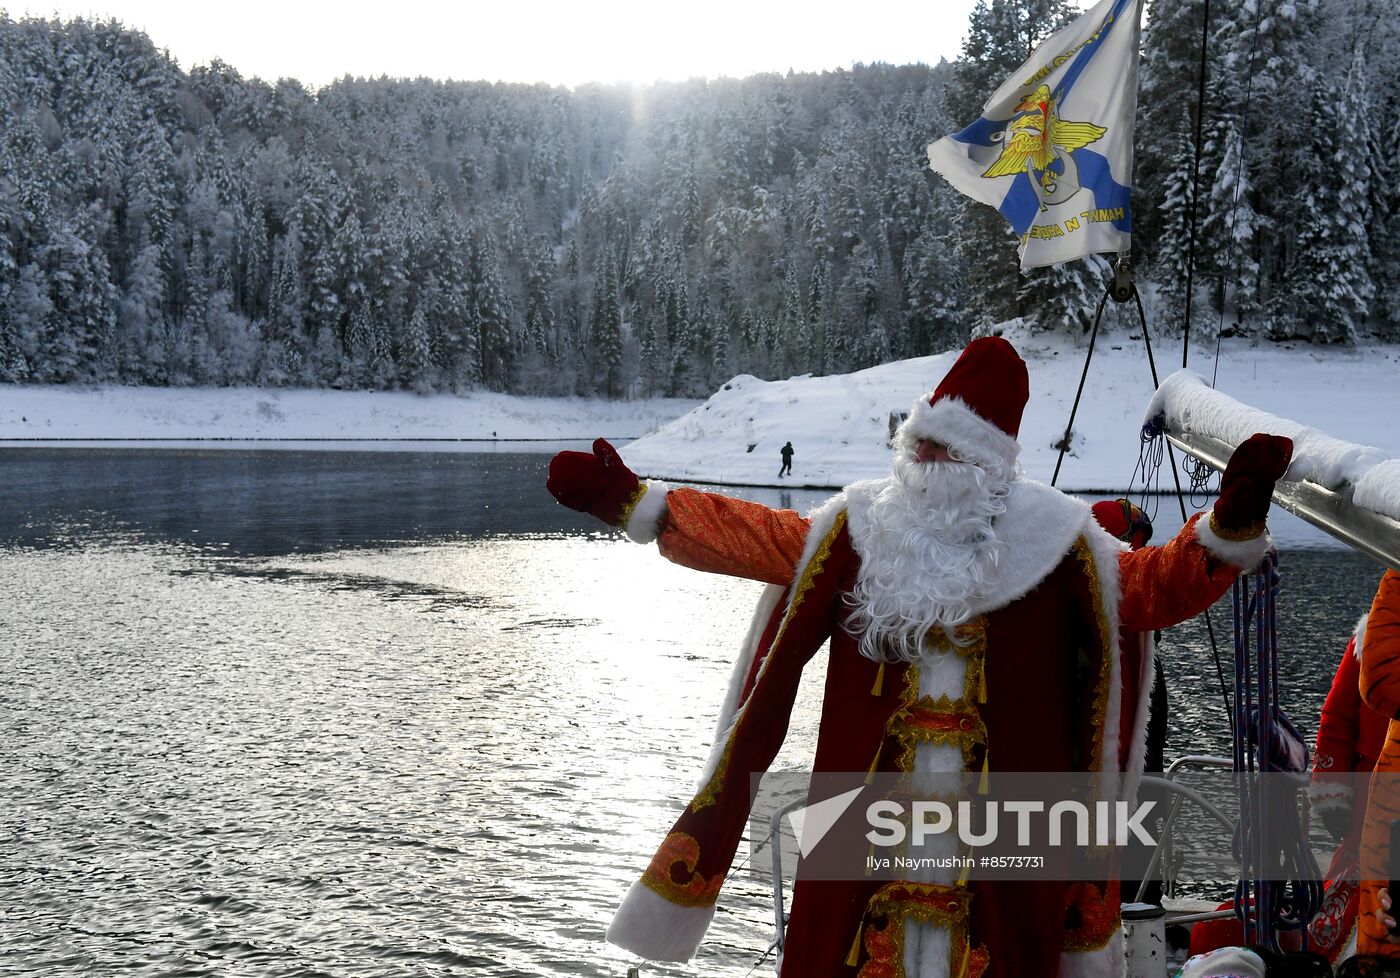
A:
<box><xmin>0</xmin><ymin>0</ymin><xmax>1396</xmax><ymax>399</ymax></box>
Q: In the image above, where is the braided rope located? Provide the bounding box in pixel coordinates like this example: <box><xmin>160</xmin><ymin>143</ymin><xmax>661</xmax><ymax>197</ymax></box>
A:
<box><xmin>1231</xmin><ymin>552</ymin><xmax>1323</xmax><ymax>951</ymax></box>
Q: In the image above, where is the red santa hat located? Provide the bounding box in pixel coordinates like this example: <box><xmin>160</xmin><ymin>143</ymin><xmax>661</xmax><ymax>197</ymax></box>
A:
<box><xmin>898</xmin><ymin>336</ymin><xmax>1029</xmax><ymax>468</ymax></box>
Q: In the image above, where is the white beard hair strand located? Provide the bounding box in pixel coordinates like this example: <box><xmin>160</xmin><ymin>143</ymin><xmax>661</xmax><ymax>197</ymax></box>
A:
<box><xmin>844</xmin><ymin>451</ymin><xmax>1015</xmax><ymax>663</ymax></box>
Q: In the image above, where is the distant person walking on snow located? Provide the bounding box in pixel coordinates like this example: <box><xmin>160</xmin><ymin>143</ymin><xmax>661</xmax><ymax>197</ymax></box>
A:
<box><xmin>778</xmin><ymin>441</ymin><xmax>794</xmax><ymax>478</ymax></box>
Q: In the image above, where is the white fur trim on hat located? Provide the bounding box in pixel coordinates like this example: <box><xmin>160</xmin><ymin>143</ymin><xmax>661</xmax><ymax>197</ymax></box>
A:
<box><xmin>624</xmin><ymin>480</ymin><xmax>669</xmax><ymax>544</ymax></box>
<box><xmin>895</xmin><ymin>395</ymin><xmax>1021</xmax><ymax>469</ymax></box>
<box><xmin>606</xmin><ymin>878</ymin><xmax>714</xmax><ymax>961</ymax></box>
<box><xmin>1177</xmin><ymin>946</ymin><xmax>1266</xmax><ymax>978</ymax></box>
<box><xmin>1192</xmin><ymin>515</ymin><xmax>1273</xmax><ymax>570</ymax></box>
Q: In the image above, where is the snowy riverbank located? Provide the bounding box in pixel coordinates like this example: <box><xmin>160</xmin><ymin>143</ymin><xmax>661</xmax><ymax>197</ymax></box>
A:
<box><xmin>3</xmin><ymin>328</ymin><xmax>1397</xmax><ymax>494</ymax></box>
<box><xmin>0</xmin><ymin>386</ymin><xmax>699</xmax><ymax>451</ymax></box>
<box><xmin>621</xmin><ymin>327</ymin><xmax>1400</xmax><ymax>493</ymax></box>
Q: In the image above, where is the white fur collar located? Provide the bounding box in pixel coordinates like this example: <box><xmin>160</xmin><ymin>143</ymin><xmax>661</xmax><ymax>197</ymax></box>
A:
<box><xmin>839</xmin><ymin>476</ymin><xmax>1094</xmax><ymax>617</ymax></box>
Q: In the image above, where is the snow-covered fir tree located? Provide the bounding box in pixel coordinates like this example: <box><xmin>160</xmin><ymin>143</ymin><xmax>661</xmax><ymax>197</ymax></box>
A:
<box><xmin>0</xmin><ymin>8</ymin><xmax>1395</xmax><ymax>399</ymax></box>
<box><xmin>1200</xmin><ymin>120</ymin><xmax>1259</xmax><ymax>334</ymax></box>
<box><xmin>1149</xmin><ymin>113</ymin><xmax>1197</xmax><ymax>336</ymax></box>
<box><xmin>1275</xmin><ymin>54</ymin><xmax>1374</xmax><ymax>343</ymax></box>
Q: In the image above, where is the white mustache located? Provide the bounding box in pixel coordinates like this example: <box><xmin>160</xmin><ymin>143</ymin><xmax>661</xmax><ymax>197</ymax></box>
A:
<box><xmin>844</xmin><ymin>455</ymin><xmax>1013</xmax><ymax>663</ymax></box>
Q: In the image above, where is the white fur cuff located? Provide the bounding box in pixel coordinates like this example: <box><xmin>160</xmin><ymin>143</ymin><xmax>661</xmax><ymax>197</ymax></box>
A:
<box><xmin>624</xmin><ymin>480</ymin><xmax>670</xmax><ymax>544</ymax></box>
<box><xmin>1308</xmin><ymin>781</ymin><xmax>1354</xmax><ymax>817</ymax></box>
<box><xmin>1193</xmin><ymin>516</ymin><xmax>1273</xmax><ymax>570</ymax></box>
<box><xmin>606</xmin><ymin>879</ymin><xmax>714</xmax><ymax>961</ymax></box>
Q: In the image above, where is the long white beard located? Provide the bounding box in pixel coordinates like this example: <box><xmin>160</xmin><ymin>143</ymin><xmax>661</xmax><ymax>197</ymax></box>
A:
<box><xmin>845</xmin><ymin>456</ymin><xmax>1014</xmax><ymax>662</ymax></box>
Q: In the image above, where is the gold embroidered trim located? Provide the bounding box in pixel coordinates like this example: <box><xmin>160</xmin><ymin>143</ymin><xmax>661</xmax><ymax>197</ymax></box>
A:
<box><xmin>868</xmin><ymin>880</ymin><xmax>970</xmax><ymax>924</ymax></box>
<box><xmin>891</xmin><ymin>698</ymin><xmax>989</xmax><ymax>773</ymax></box>
<box><xmin>854</xmin><ymin>881</ymin><xmax>990</xmax><ymax>978</ymax></box>
<box><xmin>1071</xmin><ymin>537</ymin><xmax>1114</xmax><ymax>831</ymax></box>
<box><xmin>689</xmin><ymin>511</ymin><xmax>848</xmax><ymax>812</ymax></box>
<box><xmin>1208</xmin><ymin>511</ymin><xmax>1266</xmax><ymax>542</ymax></box>
<box><xmin>617</xmin><ymin>482</ymin><xmax>649</xmax><ymax>530</ymax></box>
<box><xmin>1061</xmin><ymin>880</ymin><xmax>1121</xmax><ymax>952</ymax></box>
<box><xmin>854</xmin><ymin>625</ymin><xmax>991</xmax><ymax>976</ymax></box>
<box><xmin>888</xmin><ymin>617</ymin><xmax>988</xmax><ymax>776</ymax></box>
<box><xmin>638</xmin><ymin>831</ymin><xmax>724</xmax><ymax>908</ymax></box>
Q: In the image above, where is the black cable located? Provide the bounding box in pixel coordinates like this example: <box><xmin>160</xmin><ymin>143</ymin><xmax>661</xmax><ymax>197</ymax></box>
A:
<box><xmin>1051</xmin><ymin>286</ymin><xmax>1112</xmax><ymax>487</ymax></box>
<box><xmin>1130</xmin><ymin>422</ymin><xmax>1166</xmax><ymax>523</ymax></box>
<box><xmin>1127</xmin><ymin>283</ymin><xmax>1232</xmax><ymax>722</ymax></box>
<box><xmin>1135</xmin><ymin>285</ymin><xmax>1162</xmax><ymax>389</ymax></box>
<box><xmin>1165</xmin><ymin>437</ymin><xmax>1232</xmax><ymax>722</ymax></box>
<box><xmin>1132</xmin><ymin>287</ymin><xmax>1165</xmax><ymax>521</ymax></box>
<box><xmin>743</xmin><ymin>943</ymin><xmax>779</xmax><ymax>977</ymax></box>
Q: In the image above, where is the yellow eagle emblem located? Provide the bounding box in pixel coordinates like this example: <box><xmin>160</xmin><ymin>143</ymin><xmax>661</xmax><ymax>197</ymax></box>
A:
<box><xmin>982</xmin><ymin>85</ymin><xmax>1106</xmax><ymax>187</ymax></box>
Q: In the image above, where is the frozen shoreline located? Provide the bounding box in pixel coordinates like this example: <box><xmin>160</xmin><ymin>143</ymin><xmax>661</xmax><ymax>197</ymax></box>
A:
<box><xmin>3</xmin><ymin>330</ymin><xmax>1398</xmax><ymax>493</ymax></box>
<box><xmin>0</xmin><ymin>385</ymin><xmax>700</xmax><ymax>453</ymax></box>
<box><xmin>621</xmin><ymin>327</ymin><xmax>1400</xmax><ymax>494</ymax></box>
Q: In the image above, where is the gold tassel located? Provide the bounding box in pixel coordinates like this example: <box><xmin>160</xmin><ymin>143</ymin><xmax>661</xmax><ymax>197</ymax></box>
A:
<box><xmin>957</xmin><ymin>853</ymin><xmax>971</xmax><ymax>887</ymax></box>
<box><xmin>864</xmin><ymin>742</ymin><xmax>884</xmax><ymax>785</ymax></box>
<box><xmin>845</xmin><ymin>920</ymin><xmax>865</xmax><ymax>967</ymax></box>
<box><xmin>870</xmin><ymin>662</ymin><xmax>885</xmax><ymax>697</ymax></box>
<box><xmin>977</xmin><ymin>663</ymin><xmax>987</xmax><ymax>704</ymax></box>
<box><xmin>978</xmin><ymin>752</ymin><xmax>990</xmax><ymax>795</ymax></box>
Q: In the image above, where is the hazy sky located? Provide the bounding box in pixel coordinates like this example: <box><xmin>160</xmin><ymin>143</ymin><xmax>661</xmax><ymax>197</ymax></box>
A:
<box><xmin>13</xmin><ymin>0</ymin><xmax>1001</xmax><ymax>89</ymax></box>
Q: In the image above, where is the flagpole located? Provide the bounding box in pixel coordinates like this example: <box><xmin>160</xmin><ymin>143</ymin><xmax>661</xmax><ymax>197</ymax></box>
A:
<box><xmin>1181</xmin><ymin>0</ymin><xmax>1212</xmax><ymax>370</ymax></box>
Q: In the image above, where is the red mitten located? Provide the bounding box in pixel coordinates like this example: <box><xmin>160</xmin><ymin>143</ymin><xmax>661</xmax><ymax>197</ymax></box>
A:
<box><xmin>1212</xmin><ymin>433</ymin><xmax>1294</xmax><ymax>537</ymax></box>
<box><xmin>546</xmin><ymin>438</ymin><xmax>642</xmax><ymax>527</ymax></box>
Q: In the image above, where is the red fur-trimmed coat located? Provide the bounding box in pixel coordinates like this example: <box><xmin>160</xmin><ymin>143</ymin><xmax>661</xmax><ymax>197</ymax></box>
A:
<box><xmin>1311</xmin><ymin>617</ymin><xmax>1387</xmax><ymax>830</ymax></box>
<box><xmin>1355</xmin><ymin>569</ymin><xmax>1400</xmax><ymax>956</ymax></box>
<box><xmin>607</xmin><ymin>477</ymin><xmax>1258</xmax><ymax>978</ymax></box>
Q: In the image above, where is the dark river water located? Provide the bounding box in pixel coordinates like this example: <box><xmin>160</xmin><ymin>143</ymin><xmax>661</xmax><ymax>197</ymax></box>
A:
<box><xmin>0</xmin><ymin>449</ymin><xmax>1386</xmax><ymax>976</ymax></box>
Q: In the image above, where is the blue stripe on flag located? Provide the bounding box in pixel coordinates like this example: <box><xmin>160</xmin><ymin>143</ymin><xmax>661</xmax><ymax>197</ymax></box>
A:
<box><xmin>998</xmin><ymin>175</ymin><xmax>1041</xmax><ymax>234</ymax></box>
<box><xmin>1074</xmin><ymin>149</ymin><xmax>1132</xmax><ymax>230</ymax></box>
<box><xmin>998</xmin><ymin>150</ymin><xmax>1131</xmax><ymax>237</ymax></box>
<box><xmin>1052</xmin><ymin>0</ymin><xmax>1136</xmax><ymax>103</ymax></box>
<box><xmin>949</xmin><ymin>114</ymin><xmax>1007</xmax><ymax>147</ymax></box>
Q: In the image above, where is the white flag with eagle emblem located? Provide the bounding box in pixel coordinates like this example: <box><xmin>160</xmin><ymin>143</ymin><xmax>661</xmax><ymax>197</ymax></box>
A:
<box><xmin>927</xmin><ymin>0</ymin><xmax>1143</xmax><ymax>270</ymax></box>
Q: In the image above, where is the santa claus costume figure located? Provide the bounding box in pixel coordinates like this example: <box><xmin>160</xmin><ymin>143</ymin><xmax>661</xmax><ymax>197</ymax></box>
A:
<box><xmin>1304</xmin><ymin>603</ymin><xmax>1387</xmax><ymax>961</ymax></box>
<box><xmin>1355</xmin><ymin>569</ymin><xmax>1400</xmax><ymax>958</ymax></box>
<box><xmin>548</xmin><ymin>337</ymin><xmax>1293</xmax><ymax>978</ymax></box>
<box><xmin>1089</xmin><ymin>499</ymin><xmax>1168</xmax><ymax>910</ymax></box>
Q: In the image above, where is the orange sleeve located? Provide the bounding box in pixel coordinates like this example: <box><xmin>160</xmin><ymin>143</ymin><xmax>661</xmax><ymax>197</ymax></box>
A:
<box><xmin>655</xmin><ymin>487</ymin><xmax>812</xmax><ymax>586</ymax></box>
<box><xmin>1360</xmin><ymin>570</ymin><xmax>1400</xmax><ymax>717</ymax></box>
<box><xmin>1117</xmin><ymin>513</ymin><xmax>1240</xmax><ymax>632</ymax></box>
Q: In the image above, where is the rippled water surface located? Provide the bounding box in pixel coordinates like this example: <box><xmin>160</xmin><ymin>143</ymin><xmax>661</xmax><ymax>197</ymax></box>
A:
<box><xmin>0</xmin><ymin>449</ymin><xmax>1386</xmax><ymax>975</ymax></box>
